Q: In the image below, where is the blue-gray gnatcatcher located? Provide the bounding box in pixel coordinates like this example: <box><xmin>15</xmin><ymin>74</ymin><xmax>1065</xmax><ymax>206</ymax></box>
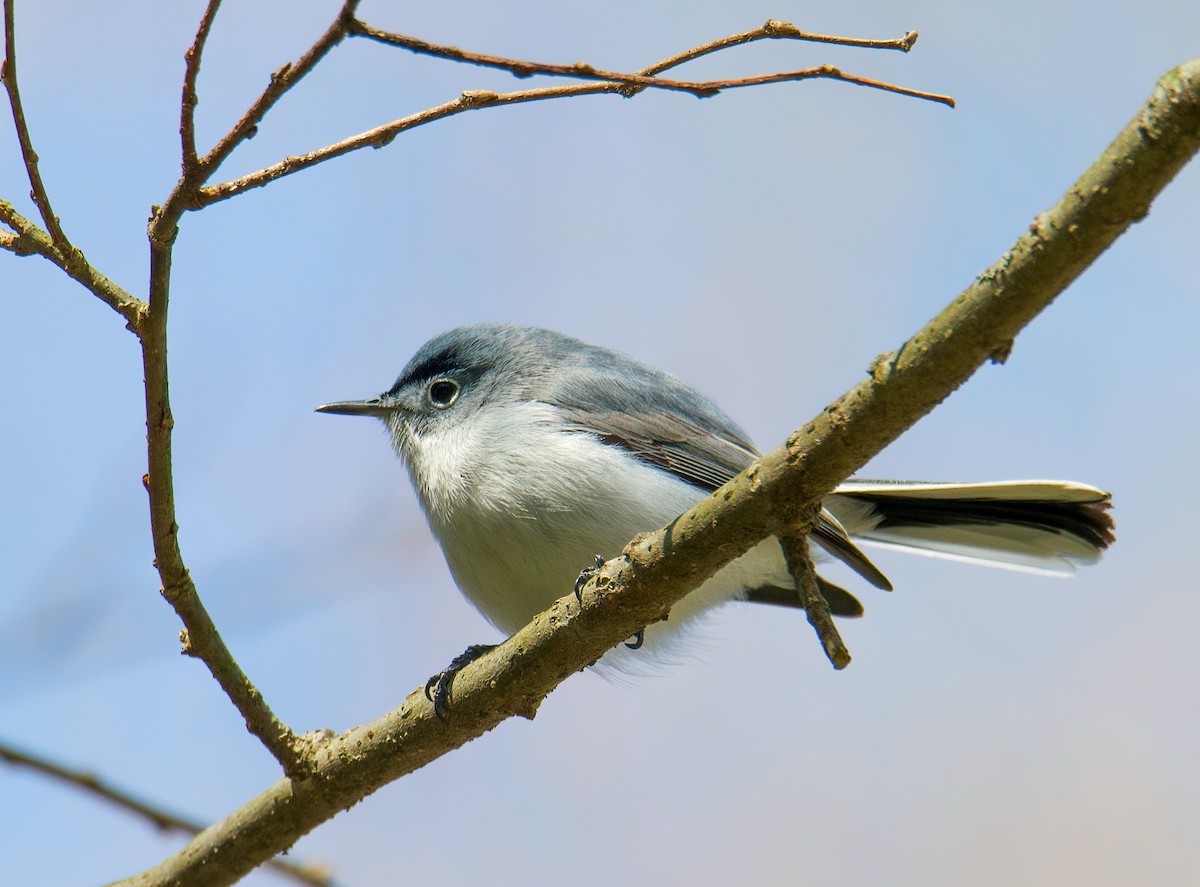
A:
<box><xmin>318</xmin><ymin>323</ymin><xmax>1114</xmax><ymax>675</ymax></box>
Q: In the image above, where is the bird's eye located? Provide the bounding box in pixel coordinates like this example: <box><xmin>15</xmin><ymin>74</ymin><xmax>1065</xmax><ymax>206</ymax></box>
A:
<box><xmin>428</xmin><ymin>379</ymin><xmax>460</xmax><ymax>408</ymax></box>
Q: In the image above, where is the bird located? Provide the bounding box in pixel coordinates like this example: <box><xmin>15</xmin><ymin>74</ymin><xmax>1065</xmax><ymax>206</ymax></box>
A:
<box><xmin>318</xmin><ymin>323</ymin><xmax>1114</xmax><ymax>698</ymax></box>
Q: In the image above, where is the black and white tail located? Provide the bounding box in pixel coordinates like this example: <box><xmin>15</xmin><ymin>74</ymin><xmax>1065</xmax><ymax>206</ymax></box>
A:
<box><xmin>827</xmin><ymin>480</ymin><xmax>1115</xmax><ymax>576</ymax></box>
<box><xmin>747</xmin><ymin>480</ymin><xmax>1114</xmax><ymax>619</ymax></box>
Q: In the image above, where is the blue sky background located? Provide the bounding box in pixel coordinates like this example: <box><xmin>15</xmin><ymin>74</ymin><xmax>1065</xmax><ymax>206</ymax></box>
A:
<box><xmin>1</xmin><ymin>1</ymin><xmax>1198</xmax><ymax>884</ymax></box>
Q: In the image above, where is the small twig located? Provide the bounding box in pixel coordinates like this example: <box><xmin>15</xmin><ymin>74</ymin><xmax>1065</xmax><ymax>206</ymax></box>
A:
<box><xmin>643</xmin><ymin>20</ymin><xmax>917</xmax><ymax>73</ymax></box>
<box><xmin>181</xmin><ymin>0</ymin><xmax>223</xmax><ymax>174</ymax></box>
<box><xmin>622</xmin><ymin>64</ymin><xmax>953</xmax><ymax>103</ymax></box>
<box><xmin>169</xmin><ymin>597</ymin><xmax>304</xmax><ymax>771</ymax></box>
<box><xmin>780</xmin><ymin>534</ymin><xmax>852</xmax><ymax>669</ymax></box>
<box><xmin>197</xmin><ymin>22</ymin><xmax>950</xmax><ymax>208</ymax></box>
<box><xmin>193</xmin><ymin>85</ymin><xmax>610</xmax><ymax>205</ymax></box>
<box><xmin>0</xmin><ymin>740</ymin><xmax>333</xmax><ymax>887</ymax></box>
<box><xmin>2</xmin><ymin>0</ymin><xmax>71</xmax><ymax>253</ymax></box>
<box><xmin>1</xmin><ymin>6</ymin><xmax>144</xmax><ymax>326</ymax></box>
<box><xmin>349</xmin><ymin>19</ymin><xmax>934</xmax><ymax>101</ymax></box>
<box><xmin>195</xmin><ymin>0</ymin><xmax>361</xmax><ymax>177</ymax></box>
<box><xmin>136</xmin><ymin>3</ymin><xmax>373</xmax><ymax>777</ymax></box>
<box><xmin>352</xmin><ymin>18</ymin><xmax>950</xmax><ymax>104</ymax></box>
<box><xmin>630</xmin><ymin>20</ymin><xmax>915</xmax><ymax>91</ymax></box>
<box><xmin>0</xmin><ymin>198</ymin><xmax>144</xmax><ymax>323</ymax></box>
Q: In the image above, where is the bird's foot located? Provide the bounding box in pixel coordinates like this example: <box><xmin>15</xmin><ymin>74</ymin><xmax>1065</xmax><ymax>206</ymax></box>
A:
<box><xmin>574</xmin><ymin>555</ymin><xmax>606</xmax><ymax>602</ymax></box>
<box><xmin>425</xmin><ymin>643</ymin><xmax>496</xmax><ymax>720</ymax></box>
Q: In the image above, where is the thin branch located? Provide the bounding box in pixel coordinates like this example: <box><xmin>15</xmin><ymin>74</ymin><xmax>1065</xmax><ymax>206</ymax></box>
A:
<box><xmin>122</xmin><ymin>56</ymin><xmax>1200</xmax><ymax>887</ymax></box>
<box><xmin>0</xmin><ymin>9</ymin><xmax>144</xmax><ymax>325</ymax></box>
<box><xmin>181</xmin><ymin>0</ymin><xmax>223</xmax><ymax>174</ymax></box>
<box><xmin>0</xmin><ymin>740</ymin><xmax>333</xmax><ymax>887</ymax></box>
<box><xmin>195</xmin><ymin>85</ymin><xmax>615</xmax><ymax>206</ymax></box>
<box><xmin>196</xmin><ymin>22</ymin><xmax>949</xmax><ymax>209</ymax></box>
<box><xmin>781</xmin><ymin>534</ymin><xmax>851</xmax><ymax>669</ymax></box>
<box><xmin>196</xmin><ymin>0</ymin><xmax>360</xmax><ymax>176</ymax></box>
<box><xmin>0</xmin><ymin>198</ymin><xmax>144</xmax><ymax>324</ymax></box>
<box><xmin>0</xmin><ymin>0</ymin><xmax>139</xmax><ymax>325</ymax></box>
<box><xmin>1</xmin><ymin>0</ymin><xmax>71</xmax><ymax>251</ymax></box>
<box><xmin>653</xmin><ymin>64</ymin><xmax>953</xmax><ymax>102</ymax></box>
<box><xmin>348</xmin><ymin>18</ymin><xmax>940</xmax><ymax>102</ymax></box>
<box><xmin>639</xmin><ymin>20</ymin><xmax>917</xmax><ymax>75</ymax></box>
<box><xmin>138</xmin><ymin>2</ymin><xmax>372</xmax><ymax>779</ymax></box>
<box><xmin>353</xmin><ymin>17</ymin><xmax>950</xmax><ymax>103</ymax></box>
<box><xmin>136</xmin><ymin>371</ymin><xmax>302</xmax><ymax>772</ymax></box>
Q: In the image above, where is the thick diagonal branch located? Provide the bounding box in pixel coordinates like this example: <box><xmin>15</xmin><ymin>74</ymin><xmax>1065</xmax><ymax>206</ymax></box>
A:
<box><xmin>122</xmin><ymin>56</ymin><xmax>1200</xmax><ymax>887</ymax></box>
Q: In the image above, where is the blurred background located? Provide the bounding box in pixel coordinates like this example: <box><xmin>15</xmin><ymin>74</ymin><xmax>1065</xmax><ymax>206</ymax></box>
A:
<box><xmin>1</xmin><ymin>1</ymin><xmax>1197</xmax><ymax>884</ymax></box>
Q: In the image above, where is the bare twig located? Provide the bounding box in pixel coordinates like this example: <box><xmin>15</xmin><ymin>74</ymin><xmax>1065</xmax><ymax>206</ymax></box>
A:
<box><xmin>181</xmin><ymin>0</ymin><xmax>223</xmax><ymax>173</ymax></box>
<box><xmin>194</xmin><ymin>84</ymin><xmax>620</xmax><ymax>205</ymax></box>
<box><xmin>1</xmin><ymin>0</ymin><xmax>70</xmax><ymax>251</ymax></box>
<box><xmin>348</xmin><ymin>19</ymin><xmax>944</xmax><ymax>102</ymax></box>
<box><xmin>137</xmin><ymin>295</ymin><xmax>301</xmax><ymax>772</ymax></box>
<box><xmin>196</xmin><ymin>22</ymin><xmax>949</xmax><ymax>208</ymax></box>
<box><xmin>122</xmin><ymin>57</ymin><xmax>1200</xmax><ymax>887</ymax></box>
<box><xmin>643</xmin><ymin>64</ymin><xmax>953</xmax><ymax>103</ymax></box>
<box><xmin>195</xmin><ymin>0</ymin><xmax>361</xmax><ymax>177</ymax></box>
<box><xmin>0</xmin><ymin>8</ymin><xmax>144</xmax><ymax>328</ymax></box>
<box><xmin>0</xmin><ymin>0</ymin><xmax>143</xmax><ymax>326</ymax></box>
<box><xmin>641</xmin><ymin>20</ymin><xmax>917</xmax><ymax>73</ymax></box>
<box><xmin>137</xmin><ymin>2</ymin><xmax>371</xmax><ymax>778</ymax></box>
<box><xmin>780</xmin><ymin>534</ymin><xmax>851</xmax><ymax>669</ymax></box>
<box><xmin>0</xmin><ymin>198</ymin><xmax>144</xmax><ymax>323</ymax></box>
<box><xmin>350</xmin><ymin>18</ymin><xmax>917</xmax><ymax>80</ymax></box>
<box><xmin>195</xmin><ymin>85</ymin><xmax>610</xmax><ymax>205</ymax></box>
<box><xmin>0</xmin><ymin>740</ymin><xmax>333</xmax><ymax>887</ymax></box>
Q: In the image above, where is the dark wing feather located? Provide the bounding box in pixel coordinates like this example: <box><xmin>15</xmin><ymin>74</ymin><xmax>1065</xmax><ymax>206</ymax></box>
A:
<box><xmin>746</xmin><ymin>577</ymin><xmax>865</xmax><ymax>618</ymax></box>
<box><xmin>557</xmin><ymin>407</ymin><xmax>757</xmax><ymax>493</ymax></box>
<box><xmin>810</xmin><ymin>519</ymin><xmax>894</xmax><ymax>591</ymax></box>
<box><xmin>545</xmin><ymin>355</ymin><xmax>759</xmax><ymax>491</ymax></box>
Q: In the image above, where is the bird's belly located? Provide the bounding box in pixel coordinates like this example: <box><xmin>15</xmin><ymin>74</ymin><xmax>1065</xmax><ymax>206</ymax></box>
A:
<box><xmin>434</xmin><ymin>479</ymin><xmax>794</xmax><ymax>668</ymax></box>
<box><xmin>420</xmin><ymin>417</ymin><xmax>794</xmax><ymax>662</ymax></box>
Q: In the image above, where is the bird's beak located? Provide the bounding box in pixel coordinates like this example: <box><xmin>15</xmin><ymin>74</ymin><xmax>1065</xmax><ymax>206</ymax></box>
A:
<box><xmin>315</xmin><ymin>398</ymin><xmax>393</xmax><ymax>418</ymax></box>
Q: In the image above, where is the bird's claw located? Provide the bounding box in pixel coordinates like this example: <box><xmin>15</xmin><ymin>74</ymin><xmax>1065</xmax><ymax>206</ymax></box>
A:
<box><xmin>573</xmin><ymin>556</ymin><xmax>644</xmax><ymax>651</ymax></box>
<box><xmin>424</xmin><ymin>643</ymin><xmax>496</xmax><ymax>720</ymax></box>
<box><xmin>574</xmin><ymin>555</ymin><xmax>606</xmax><ymax>602</ymax></box>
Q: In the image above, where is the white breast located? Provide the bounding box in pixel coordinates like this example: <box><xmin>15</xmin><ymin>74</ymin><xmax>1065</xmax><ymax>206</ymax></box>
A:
<box><xmin>400</xmin><ymin>400</ymin><xmax>792</xmax><ymax>664</ymax></box>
